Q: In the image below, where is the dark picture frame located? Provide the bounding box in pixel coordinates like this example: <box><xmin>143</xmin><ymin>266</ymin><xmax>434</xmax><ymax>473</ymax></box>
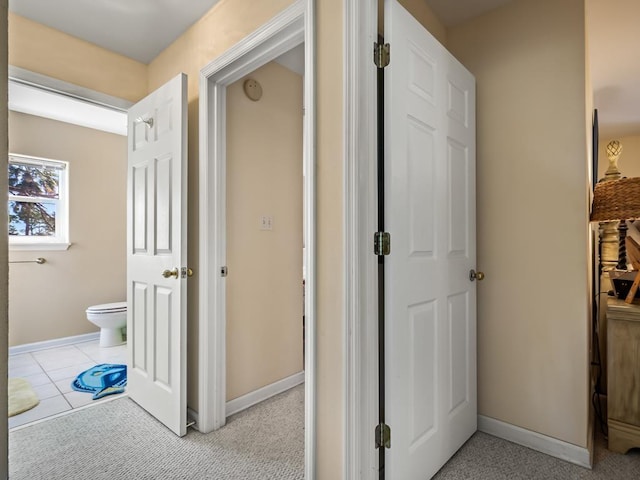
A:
<box><xmin>592</xmin><ymin>109</ymin><xmax>599</xmax><ymax>189</ymax></box>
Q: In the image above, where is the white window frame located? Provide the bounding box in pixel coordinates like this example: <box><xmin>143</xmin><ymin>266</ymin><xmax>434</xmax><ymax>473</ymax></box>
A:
<box><xmin>8</xmin><ymin>153</ymin><xmax>70</xmax><ymax>251</ymax></box>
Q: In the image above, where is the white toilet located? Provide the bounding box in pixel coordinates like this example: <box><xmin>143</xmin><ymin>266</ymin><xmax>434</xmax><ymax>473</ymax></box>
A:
<box><xmin>86</xmin><ymin>302</ymin><xmax>127</xmax><ymax>347</ymax></box>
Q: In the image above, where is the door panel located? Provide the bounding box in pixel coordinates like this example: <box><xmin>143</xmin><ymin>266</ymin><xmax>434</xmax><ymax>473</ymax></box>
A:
<box><xmin>155</xmin><ymin>155</ymin><xmax>173</xmax><ymax>253</ymax></box>
<box><xmin>408</xmin><ymin>300</ymin><xmax>437</xmax><ymax>445</ymax></box>
<box><xmin>407</xmin><ymin>120</ymin><xmax>435</xmax><ymax>256</ymax></box>
<box><xmin>132</xmin><ymin>282</ymin><xmax>148</xmax><ymax>370</ymax></box>
<box><xmin>132</xmin><ymin>164</ymin><xmax>149</xmax><ymax>252</ymax></box>
<box><xmin>384</xmin><ymin>1</ymin><xmax>476</xmax><ymax>477</ymax></box>
<box><xmin>127</xmin><ymin>73</ymin><xmax>188</xmax><ymax>437</ymax></box>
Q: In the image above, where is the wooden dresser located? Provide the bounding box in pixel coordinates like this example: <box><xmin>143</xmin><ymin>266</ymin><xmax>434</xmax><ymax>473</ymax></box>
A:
<box><xmin>607</xmin><ymin>298</ymin><xmax>640</xmax><ymax>453</ymax></box>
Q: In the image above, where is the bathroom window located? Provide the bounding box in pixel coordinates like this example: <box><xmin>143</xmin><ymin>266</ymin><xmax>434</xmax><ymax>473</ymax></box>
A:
<box><xmin>8</xmin><ymin>154</ymin><xmax>70</xmax><ymax>250</ymax></box>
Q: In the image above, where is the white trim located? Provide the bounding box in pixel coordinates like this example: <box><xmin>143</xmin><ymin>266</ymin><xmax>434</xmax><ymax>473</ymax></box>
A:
<box><xmin>9</xmin><ymin>242</ymin><xmax>71</xmax><ymax>251</ymax></box>
<box><xmin>344</xmin><ymin>0</ymin><xmax>379</xmax><ymax>479</ymax></box>
<box><xmin>8</xmin><ymin>66</ymin><xmax>133</xmax><ymax>111</ymax></box>
<box><xmin>8</xmin><ymin>67</ymin><xmax>130</xmax><ymax>136</ymax></box>
<box><xmin>478</xmin><ymin>415</ymin><xmax>592</xmax><ymax>469</ymax></box>
<box><xmin>187</xmin><ymin>373</ymin><xmax>303</xmax><ymax>430</ymax></box>
<box><xmin>199</xmin><ymin>5</ymin><xmax>306</xmax><ymax>82</ymax></box>
<box><xmin>8</xmin><ymin>79</ymin><xmax>127</xmax><ymax>136</ymax></box>
<box><xmin>226</xmin><ymin>372</ymin><xmax>305</xmax><ymax>417</ymax></box>
<box><xmin>198</xmin><ymin>1</ymin><xmax>316</xmax><ymax>478</ymax></box>
<box><xmin>9</xmin><ymin>153</ymin><xmax>69</xmax><ymax>169</ymax></box>
<box><xmin>9</xmin><ymin>332</ymin><xmax>100</xmax><ymax>355</ymax></box>
<box><xmin>303</xmin><ymin>4</ymin><xmax>316</xmax><ymax>479</ymax></box>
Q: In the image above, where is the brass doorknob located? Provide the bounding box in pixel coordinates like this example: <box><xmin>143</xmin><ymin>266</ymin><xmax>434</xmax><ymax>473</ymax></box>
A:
<box><xmin>469</xmin><ymin>269</ymin><xmax>485</xmax><ymax>282</ymax></box>
<box><xmin>162</xmin><ymin>268</ymin><xmax>179</xmax><ymax>279</ymax></box>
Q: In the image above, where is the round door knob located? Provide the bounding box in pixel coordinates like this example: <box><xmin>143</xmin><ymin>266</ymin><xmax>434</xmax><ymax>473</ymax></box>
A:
<box><xmin>469</xmin><ymin>269</ymin><xmax>485</xmax><ymax>282</ymax></box>
<box><xmin>162</xmin><ymin>268</ymin><xmax>179</xmax><ymax>279</ymax></box>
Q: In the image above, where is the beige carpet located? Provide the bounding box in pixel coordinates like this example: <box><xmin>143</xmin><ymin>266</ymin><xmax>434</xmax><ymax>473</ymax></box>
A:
<box><xmin>433</xmin><ymin>431</ymin><xmax>640</xmax><ymax>479</ymax></box>
<box><xmin>8</xmin><ymin>378</ymin><xmax>39</xmax><ymax>417</ymax></box>
<box><xmin>10</xmin><ymin>384</ymin><xmax>304</xmax><ymax>479</ymax></box>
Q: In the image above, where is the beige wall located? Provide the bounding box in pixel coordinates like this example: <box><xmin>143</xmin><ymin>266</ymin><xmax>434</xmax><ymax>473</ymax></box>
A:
<box><xmin>598</xmin><ymin>134</ymin><xmax>640</xmax><ymax>179</ymax></box>
<box><xmin>8</xmin><ymin>13</ymin><xmax>147</xmax><ymax>103</ymax></box>
<box><xmin>378</xmin><ymin>0</ymin><xmax>447</xmax><ymax>43</ymax></box>
<box><xmin>226</xmin><ymin>61</ymin><xmax>303</xmax><ymax>401</ymax></box>
<box><xmin>1</xmin><ymin>0</ymin><xmax>9</xmax><ymax>476</ymax></box>
<box><xmin>448</xmin><ymin>0</ymin><xmax>591</xmax><ymax>448</ymax></box>
<box><xmin>315</xmin><ymin>2</ymin><xmax>344</xmax><ymax>477</ymax></box>
<box><xmin>8</xmin><ymin>112</ymin><xmax>127</xmax><ymax>346</ymax></box>
<box><xmin>396</xmin><ymin>0</ymin><xmax>447</xmax><ymax>44</ymax></box>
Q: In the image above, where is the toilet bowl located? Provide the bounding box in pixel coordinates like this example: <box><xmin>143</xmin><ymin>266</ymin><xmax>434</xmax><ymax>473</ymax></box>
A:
<box><xmin>86</xmin><ymin>302</ymin><xmax>127</xmax><ymax>347</ymax></box>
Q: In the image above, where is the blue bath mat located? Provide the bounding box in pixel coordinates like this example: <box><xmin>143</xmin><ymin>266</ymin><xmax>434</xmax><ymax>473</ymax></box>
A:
<box><xmin>71</xmin><ymin>364</ymin><xmax>127</xmax><ymax>400</ymax></box>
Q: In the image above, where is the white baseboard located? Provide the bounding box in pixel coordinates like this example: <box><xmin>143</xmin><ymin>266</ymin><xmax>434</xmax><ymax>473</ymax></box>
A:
<box><xmin>226</xmin><ymin>371</ymin><xmax>305</xmax><ymax>417</ymax></box>
<box><xmin>478</xmin><ymin>415</ymin><xmax>592</xmax><ymax>468</ymax></box>
<box><xmin>190</xmin><ymin>371</ymin><xmax>305</xmax><ymax>430</ymax></box>
<box><xmin>9</xmin><ymin>332</ymin><xmax>101</xmax><ymax>355</ymax></box>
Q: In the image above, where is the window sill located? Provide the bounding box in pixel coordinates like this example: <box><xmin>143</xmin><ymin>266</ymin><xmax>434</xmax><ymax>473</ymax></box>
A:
<box><xmin>9</xmin><ymin>242</ymin><xmax>71</xmax><ymax>252</ymax></box>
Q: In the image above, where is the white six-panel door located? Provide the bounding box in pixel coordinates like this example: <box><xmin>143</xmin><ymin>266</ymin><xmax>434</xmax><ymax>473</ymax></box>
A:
<box><xmin>127</xmin><ymin>73</ymin><xmax>188</xmax><ymax>437</ymax></box>
<box><xmin>384</xmin><ymin>1</ymin><xmax>477</xmax><ymax>478</ymax></box>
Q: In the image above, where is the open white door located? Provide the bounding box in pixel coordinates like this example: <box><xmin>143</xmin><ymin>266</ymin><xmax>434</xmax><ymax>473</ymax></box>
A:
<box><xmin>127</xmin><ymin>73</ymin><xmax>188</xmax><ymax>437</ymax></box>
<box><xmin>384</xmin><ymin>1</ymin><xmax>477</xmax><ymax>478</ymax></box>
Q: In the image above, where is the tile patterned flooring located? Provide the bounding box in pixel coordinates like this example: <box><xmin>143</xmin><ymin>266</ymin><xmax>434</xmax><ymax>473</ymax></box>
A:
<box><xmin>8</xmin><ymin>340</ymin><xmax>127</xmax><ymax>429</ymax></box>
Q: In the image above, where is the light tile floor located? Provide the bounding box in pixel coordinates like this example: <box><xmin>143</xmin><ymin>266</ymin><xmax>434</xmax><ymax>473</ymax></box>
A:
<box><xmin>8</xmin><ymin>340</ymin><xmax>127</xmax><ymax>429</ymax></box>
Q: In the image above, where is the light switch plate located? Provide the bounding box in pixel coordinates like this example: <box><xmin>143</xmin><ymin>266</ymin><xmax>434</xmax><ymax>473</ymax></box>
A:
<box><xmin>260</xmin><ymin>215</ymin><xmax>273</xmax><ymax>231</ymax></box>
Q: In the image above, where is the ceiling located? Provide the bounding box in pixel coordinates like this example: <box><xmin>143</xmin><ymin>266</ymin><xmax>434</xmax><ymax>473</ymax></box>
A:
<box><xmin>9</xmin><ymin>0</ymin><xmax>222</xmax><ymax>64</ymax></box>
<box><xmin>7</xmin><ymin>0</ymin><xmax>640</xmax><ymax>139</ymax></box>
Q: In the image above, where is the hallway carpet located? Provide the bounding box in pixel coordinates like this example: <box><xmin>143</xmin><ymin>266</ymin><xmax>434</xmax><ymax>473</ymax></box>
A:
<box><xmin>433</xmin><ymin>431</ymin><xmax>640</xmax><ymax>479</ymax></box>
<box><xmin>10</xmin><ymin>385</ymin><xmax>304</xmax><ymax>480</ymax></box>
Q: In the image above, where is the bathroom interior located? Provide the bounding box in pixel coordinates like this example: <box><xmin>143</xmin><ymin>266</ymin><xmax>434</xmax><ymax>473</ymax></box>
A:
<box><xmin>7</xmin><ymin>85</ymin><xmax>130</xmax><ymax>428</ymax></box>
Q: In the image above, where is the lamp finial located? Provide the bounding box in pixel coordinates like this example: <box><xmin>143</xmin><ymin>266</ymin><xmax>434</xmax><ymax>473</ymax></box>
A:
<box><xmin>604</xmin><ymin>140</ymin><xmax>623</xmax><ymax>182</ymax></box>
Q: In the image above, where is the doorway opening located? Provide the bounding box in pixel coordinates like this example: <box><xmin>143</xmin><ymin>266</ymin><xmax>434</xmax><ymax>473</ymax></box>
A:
<box><xmin>6</xmin><ymin>70</ymin><xmax>131</xmax><ymax>428</ymax></box>
<box><xmin>224</xmin><ymin>45</ymin><xmax>305</xmax><ymax>418</ymax></box>
<box><xmin>198</xmin><ymin>1</ymin><xmax>316</xmax><ymax>477</ymax></box>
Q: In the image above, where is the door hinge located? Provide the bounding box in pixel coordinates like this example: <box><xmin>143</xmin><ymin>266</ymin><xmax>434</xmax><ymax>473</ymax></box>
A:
<box><xmin>221</xmin><ymin>266</ymin><xmax>228</xmax><ymax>277</ymax></box>
<box><xmin>374</xmin><ymin>42</ymin><xmax>390</xmax><ymax>68</ymax></box>
<box><xmin>374</xmin><ymin>232</ymin><xmax>391</xmax><ymax>256</ymax></box>
<box><xmin>375</xmin><ymin>423</ymin><xmax>391</xmax><ymax>449</ymax></box>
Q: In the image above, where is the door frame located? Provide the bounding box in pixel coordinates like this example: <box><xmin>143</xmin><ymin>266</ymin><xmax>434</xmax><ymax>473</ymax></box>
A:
<box><xmin>198</xmin><ymin>0</ymin><xmax>316</xmax><ymax>477</ymax></box>
<box><xmin>344</xmin><ymin>0</ymin><xmax>379</xmax><ymax>478</ymax></box>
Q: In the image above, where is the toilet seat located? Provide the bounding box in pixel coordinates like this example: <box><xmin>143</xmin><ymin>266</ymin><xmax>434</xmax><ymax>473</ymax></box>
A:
<box><xmin>86</xmin><ymin>302</ymin><xmax>127</xmax><ymax>314</ymax></box>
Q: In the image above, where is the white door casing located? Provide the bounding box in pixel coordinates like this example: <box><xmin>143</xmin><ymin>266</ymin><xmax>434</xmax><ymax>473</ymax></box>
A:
<box><xmin>199</xmin><ymin>1</ymin><xmax>316</xmax><ymax>477</ymax></box>
<box><xmin>384</xmin><ymin>1</ymin><xmax>477</xmax><ymax>478</ymax></box>
<box><xmin>127</xmin><ymin>73</ymin><xmax>188</xmax><ymax>437</ymax></box>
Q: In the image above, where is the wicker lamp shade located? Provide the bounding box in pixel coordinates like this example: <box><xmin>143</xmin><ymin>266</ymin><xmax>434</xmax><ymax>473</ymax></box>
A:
<box><xmin>591</xmin><ymin>177</ymin><xmax>640</xmax><ymax>222</ymax></box>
